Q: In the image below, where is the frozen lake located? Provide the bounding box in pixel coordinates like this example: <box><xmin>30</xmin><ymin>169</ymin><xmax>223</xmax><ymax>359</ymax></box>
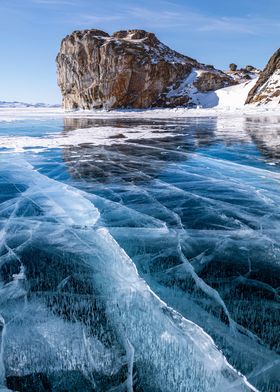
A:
<box><xmin>0</xmin><ymin>111</ymin><xmax>279</xmax><ymax>391</ymax></box>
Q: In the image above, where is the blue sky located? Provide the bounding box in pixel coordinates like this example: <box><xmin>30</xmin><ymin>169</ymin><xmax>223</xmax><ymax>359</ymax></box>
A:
<box><xmin>1</xmin><ymin>0</ymin><xmax>280</xmax><ymax>103</ymax></box>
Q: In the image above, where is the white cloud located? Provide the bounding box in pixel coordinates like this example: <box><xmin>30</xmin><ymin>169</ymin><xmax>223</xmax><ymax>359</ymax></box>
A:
<box><xmin>71</xmin><ymin>3</ymin><xmax>280</xmax><ymax>36</ymax></box>
<box><xmin>77</xmin><ymin>14</ymin><xmax>123</xmax><ymax>24</ymax></box>
<box><xmin>32</xmin><ymin>0</ymin><xmax>77</xmax><ymax>5</ymax></box>
<box><xmin>124</xmin><ymin>6</ymin><xmax>268</xmax><ymax>35</ymax></box>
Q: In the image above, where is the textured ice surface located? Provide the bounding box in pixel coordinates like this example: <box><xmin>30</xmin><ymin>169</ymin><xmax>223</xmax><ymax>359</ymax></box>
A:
<box><xmin>0</xmin><ymin>160</ymin><xmax>255</xmax><ymax>392</ymax></box>
<box><xmin>0</xmin><ymin>114</ymin><xmax>279</xmax><ymax>391</ymax></box>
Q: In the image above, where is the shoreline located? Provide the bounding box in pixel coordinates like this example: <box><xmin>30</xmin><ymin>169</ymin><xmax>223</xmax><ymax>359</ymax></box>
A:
<box><xmin>1</xmin><ymin>105</ymin><xmax>280</xmax><ymax>122</ymax></box>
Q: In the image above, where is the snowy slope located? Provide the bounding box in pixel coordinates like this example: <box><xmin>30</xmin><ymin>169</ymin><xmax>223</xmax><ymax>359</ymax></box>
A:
<box><xmin>215</xmin><ymin>78</ymin><xmax>258</xmax><ymax>108</ymax></box>
<box><xmin>165</xmin><ymin>70</ymin><xmax>258</xmax><ymax>109</ymax></box>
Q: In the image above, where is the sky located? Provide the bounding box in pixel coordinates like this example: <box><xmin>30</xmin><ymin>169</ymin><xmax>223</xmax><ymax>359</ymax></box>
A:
<box><xmin>1</xmin><ymin>0</ymin><xmax>280</xmax><ymax>104</ymax></box>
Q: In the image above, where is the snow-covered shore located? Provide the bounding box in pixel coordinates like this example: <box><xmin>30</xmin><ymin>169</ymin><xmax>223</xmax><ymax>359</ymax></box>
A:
<box><xmin>1</xmin><ymin>105</ymin><xmax>280</xmax><ymax>124</ymax></box>
<box><xmin>1</xmin><ymin>79</ymin><xmax>280</xmax><ymax>123</ymax></box>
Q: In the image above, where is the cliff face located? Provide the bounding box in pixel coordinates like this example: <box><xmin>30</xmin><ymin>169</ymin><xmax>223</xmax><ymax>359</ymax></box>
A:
<box><xmin>246</xmin><ymin>48</ymin><xmax>280</xmax><ymax>106</ymax></box>
<box><xmin>56</xmin><ymin>29</ymin><xmax>235</xmax><ymax>110</ymax></box>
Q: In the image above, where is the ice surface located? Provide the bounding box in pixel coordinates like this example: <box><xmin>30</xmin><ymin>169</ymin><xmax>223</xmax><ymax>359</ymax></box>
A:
<box><xmin>0</xmin><ymin>159</ymin><xmax>257</xmax><ymax>391</ymax></box>
<box><xmin>0</xmin><ymin>114</ymin><xmax>279</xmax><ymax>391</ymax></box>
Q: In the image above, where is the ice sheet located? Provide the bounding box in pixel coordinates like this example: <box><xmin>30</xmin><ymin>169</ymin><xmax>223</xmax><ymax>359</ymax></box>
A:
<box><xmin>0</xmin><ymin>159</ymin><xmax>257</xmax><ymax>391</ymax></box>
<box><xmin>0</xmin><ymin>114</ymin><xmax>279</xmax><ymax>391</ymax></box>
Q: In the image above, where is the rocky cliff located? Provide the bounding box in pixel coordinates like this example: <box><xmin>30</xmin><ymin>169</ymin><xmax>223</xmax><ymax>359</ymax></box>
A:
<box><xmin>246</xmin><ymin>48</ymin><xmax>280</xmax><ymax>106</ymax></box>
<box><xmin>56</xmin><ymin>29</ymin><xmax>235</xmax><ymax>110</ymax></box>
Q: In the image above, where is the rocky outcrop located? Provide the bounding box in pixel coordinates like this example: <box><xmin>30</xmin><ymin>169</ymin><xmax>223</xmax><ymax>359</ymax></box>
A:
<box><xmin>193</xmin><ymin>72</ymin><xmax>236</xmax><ymax>92</ymax></box>
<box><xmin>226</xmin><ymin>66</ymin><xmax>260</xmax><ymax>84</ymax></box>
<box><xmin>56</xmin><ymin>29</ymin><xmax>235</xmax><ymax>110</ymax></box>
<box><xmin>246</xmin><ymin>48</ymin><xmax>280</xmax><ymax>105</ymax></box>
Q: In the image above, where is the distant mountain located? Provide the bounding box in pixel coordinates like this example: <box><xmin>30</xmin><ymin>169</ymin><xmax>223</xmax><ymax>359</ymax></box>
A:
<box><xmin>0</xmin><ymin>101</ymin><xmax>60</xmax><ymax>108</ymax></box>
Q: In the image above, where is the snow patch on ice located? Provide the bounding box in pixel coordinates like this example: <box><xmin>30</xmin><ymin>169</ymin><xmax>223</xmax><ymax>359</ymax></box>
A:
<box><xmin>0</xmin><ymin>125</ymin><xmax>180</xmax><ymax>153</ymax></box>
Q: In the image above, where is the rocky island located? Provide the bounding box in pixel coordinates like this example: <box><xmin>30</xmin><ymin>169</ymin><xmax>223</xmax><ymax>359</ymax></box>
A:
<box><xmin>56</xmin><ymin>29</ymin><xmax>236</xmax><ymax>110</ymax></box>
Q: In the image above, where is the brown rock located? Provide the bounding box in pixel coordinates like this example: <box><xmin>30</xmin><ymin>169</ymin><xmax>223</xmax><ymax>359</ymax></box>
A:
<box><xmin>226</xmin><ymin>67</ymin><xmax>260</xmax><ymax>84</ymax></box>
<box><xmin>246</xmin><ymin>48</ymin><xmax>280</xmax><ymax>105</ymax></box>
<box><xmin>56</xmin><ymin>29</ymin><xmax>234</xmax><ymax>110</ymax></box>
<box><xmin>193</xmin><ymin>71</ymin><xmax>236</xmax><ymax>92</ymax></box>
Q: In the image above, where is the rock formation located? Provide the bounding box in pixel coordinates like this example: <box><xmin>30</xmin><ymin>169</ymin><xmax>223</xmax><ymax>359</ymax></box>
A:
<box><xmin>193</xmin><ymin>71</ymin><xmax>235</xmax><ymax>92</ymax></box>
<box><xmin>246</xmin><ymin>48</ymin><xmax>280</xmax><ymax>105</ymax></box>
<box><xmin>226</xmin><ymin>66</ymin><xmax>260</xmax><ymax>83</ymax></box>
<box><xmin>56</xmin><ymin>29</ymin><xmax>235</xmax><ymax>110</ymax></box>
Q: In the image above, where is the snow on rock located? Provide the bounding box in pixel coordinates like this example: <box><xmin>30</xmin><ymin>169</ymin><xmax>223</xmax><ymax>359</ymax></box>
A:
<box><xmin>246</xmin><ymin>48</ymin><xmax>280</xmax><ymax>106</ymax></box>
<box><xmin>165</xmin><ymin>71</ymin><xmax>258</xmax><ymax>109</ymax></box>
<box><xmin>248</xmin><ymin>69</ymin><xmax>280</xmax><ymax>107</ymax></box>
<box><xmin>225</xmin><ymin>67</ymin><xmax>260</xmax><ymax>83</ymax></box>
